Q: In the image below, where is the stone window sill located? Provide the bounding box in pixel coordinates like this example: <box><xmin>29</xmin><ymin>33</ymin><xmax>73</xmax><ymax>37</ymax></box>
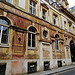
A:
<box><xmin>0</xmin><ymin>44</ymin><xmax>9</xmax><ymax>48</ymax></box>
<box><xmin>28</xmin><ymin>47</ymin><xmax>37</xmax><ymax>50</ymax></box>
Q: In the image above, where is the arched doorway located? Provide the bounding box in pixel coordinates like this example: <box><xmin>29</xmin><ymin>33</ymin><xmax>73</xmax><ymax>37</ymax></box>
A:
<box><xmin>70</xmin><ymin>40</ymin><xmax>75</xmax><ymax>62</ymax></box>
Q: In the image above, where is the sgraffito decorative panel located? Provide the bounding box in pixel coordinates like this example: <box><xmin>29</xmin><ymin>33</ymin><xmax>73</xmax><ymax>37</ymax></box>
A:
<box><xmin>12</xmin><ymin>31</ymin><xmax>26</xmax><ymax>58</ymax></box>
<box><xmin>42</xmin><ymin>44</ymin><xmax>50</xmax><ymax>59</ymax></box>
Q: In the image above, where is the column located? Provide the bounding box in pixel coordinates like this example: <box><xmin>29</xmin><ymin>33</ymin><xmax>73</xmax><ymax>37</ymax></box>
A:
<box><xmin>50</xmin><ymin>44</ymin><xmax>53</xmax><ymax>68</ymax></box>
<box><xmin>40</xmin><ymin>42</ymin><xmax>43</xmax><ymax>71</ymax></box>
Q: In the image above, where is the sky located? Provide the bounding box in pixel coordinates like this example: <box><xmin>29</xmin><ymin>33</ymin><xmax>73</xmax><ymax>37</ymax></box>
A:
<box><xmin>67</xmin><ymin>0</ymin><xmax>75</xmax><ymax>8</ymax></box>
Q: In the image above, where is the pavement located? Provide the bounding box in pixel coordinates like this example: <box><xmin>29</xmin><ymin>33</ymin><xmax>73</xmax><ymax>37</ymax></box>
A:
<box><xmin>26</xmin><ymin>64</ymin><xmax>75</xmax><ymax>75</ymax></box>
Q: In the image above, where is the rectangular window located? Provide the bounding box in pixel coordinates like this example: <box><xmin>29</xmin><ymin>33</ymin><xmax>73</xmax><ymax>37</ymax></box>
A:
<box><xmin>56</xmin><ymin>39</ymin><xmax>59</xmax><ymax>50</ymax></box>
<box><xmin>6</xmin><ymin>0</ymin><xmax>13</xmax><ymax>4</ymax></box>
<box><xmin>53</xmin><ymin>14</ymin><xmax>57</xmax><ymax>25</ymax></box>
<box><xmin>1</xmin><ymin>26</ymin><xmax>9</xmax><ymax>44</ymax></box>
<box><xmin>42</xmin><ymin>9</ymin><xmax>46</xmax><ymax>20</ymax></box>
<box><xmin>0</xmin><ymin>26</ymin><xmax>9</xmax><ymax>44</ymax></box>
<box><xmin>29</xmin><ymin>0</ymin><xmax>36</xmax><ymax>15</ymax></box>
<box><xmin>28</xmin><ymin>33</ymin><xmax>31</xmax><ymax>47</ymax></box>
<box><xmin>18</xmin><ymin>0</ymin><xmax>25</xmax><ymax>9</ymax></box>
<box><xmin>32</xmin><ymin>34</ymin><xmax>36</xmax><ymax>47</ymax></box>
<box><xmin>28</xmin><ymin>33</ymin><xmax>36</xmax><ymax>48</ymax></box>
<box><xmin>52</xmin><ymin>40</ymin><xmax>54</xmax><ymax>50</ymax></box>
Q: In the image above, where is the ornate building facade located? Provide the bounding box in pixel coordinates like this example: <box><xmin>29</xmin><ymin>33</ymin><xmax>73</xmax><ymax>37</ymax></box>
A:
<box><xmin>0</xmin><ymin>0</ymin><xmax>75</xmax><ymax>75</ymax></box>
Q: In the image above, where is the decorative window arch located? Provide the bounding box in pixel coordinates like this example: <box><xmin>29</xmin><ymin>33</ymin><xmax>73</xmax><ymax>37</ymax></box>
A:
<box><xmin>28</xmin><ymin>27</ymin><xmax>37</xmax><ymax>49</ymax></box>
<box><xmin>55</xmin><ymin>34</ymin><xmax>59</xmax><ymax>50</ymax></box>
<box><xmin>0</xmin><ymin>17</ymin><xmax>10</xmax><ymax>44</ymax></box>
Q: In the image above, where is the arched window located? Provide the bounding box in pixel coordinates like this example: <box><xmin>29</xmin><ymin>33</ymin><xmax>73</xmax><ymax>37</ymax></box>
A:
<box><xmin>55</xmin><ymin>34</ymin><xmax>59</xmax><ymax>50</ymax></box>
<box><xmin>0</xmin><ymin>18</ymin><xmax>9</xmax><ymax>44</ymax></box>
<box><xmin>28</xmin><ymin>27</ymin><xmax>36</xmax><ymax>49</ymax></box>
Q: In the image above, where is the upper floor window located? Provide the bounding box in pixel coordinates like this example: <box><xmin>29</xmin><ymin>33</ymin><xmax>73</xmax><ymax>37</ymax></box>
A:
<box><xmin>55</xmin><ymin>34</ymin><xmax>59</xmax><ymax>50</ymax></box>
<box><xmin>18</xmin><ymin>0</ymin><xmax>26</xmax><ymax>9</ymax></box>
<box><xmin>28</xmin><ymin>27</ymin><xmax>36</xmax><ymax>49</ymax></box>
<box><xmin>64</xmin><ymin>21</ymin><xmax>67</xmax><ymax>30</ymax></box>
<box><xmin>53</xmin><ymin>14</ymin><xmax>57</xmax><ymax>25</ymax></box>
<box><xmin>42</xmin><ymin>9</ymin><xmax>46</xmax><ymax>20</ymax></box>
<box><xmin>29</xmin><ymin>0</ymin><xmax>36</xmax><ymax>15</ymax></box>
<box><xmin>6</xmin><ymin>0</ymin><xmax>13</xmax><ymax>4</ymax></box>
<box><xmin>0</xmin><ymin>18</ymin><xmax>9</xmax><ymax>44</ymax></box>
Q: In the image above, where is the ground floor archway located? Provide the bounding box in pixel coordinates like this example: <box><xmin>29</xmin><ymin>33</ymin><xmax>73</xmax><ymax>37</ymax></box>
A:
<box><xmin>70</xmin><ymin>40</ymin><xmax>75</xmax><ymax>62</ymax></box>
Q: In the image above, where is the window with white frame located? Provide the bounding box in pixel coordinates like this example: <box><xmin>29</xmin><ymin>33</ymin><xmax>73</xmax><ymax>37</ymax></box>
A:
<box><xmin>42</xmin><ymin>9</ymin><xmax>46</xmax><ymax>20</ymax></box>
<box><xmin>28</xmin><ymin>27</ymin><xmax>36</xmax><ymax>49</ymax></box>
<box><xmin>53</xmin><ymin>14</ymin><xmax>57</xmax><ymax>25</ymax></box>
<box><xmin>6</xmin><ymin>0</ymin><xmax>13</xmax><ymax>4</ymax></box>
<box><xmin>55</xmin><ymin>34</ymin><xmax>59</xmax><ymax>50</ymax></box>
<box><xmin>0</xmin><ymin>18</ymin><xmax>9</xmax><ymax>44</ymax></box>
<box><xmin>29</xmin><ymin>0</ymin><xmax>36</xmax><ymax>15</ymax></box>
<box><xmin>18</xmin><ymin>0</ymin><xmax>26</xmax><ymax>9</ymax></box>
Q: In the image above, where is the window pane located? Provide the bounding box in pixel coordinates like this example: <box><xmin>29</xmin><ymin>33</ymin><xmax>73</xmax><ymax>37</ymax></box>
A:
<box><xmin>0</xmin><ymin>19</ymin><xmax>8</xmax><ymax>25</ymax></box>
<box><xmin>2</xmin><ymin>27</ymin><xmax>9</xmax><ymax>34</ymax></box>
<box><xmin>29</xmin><ymin>6</ymin><xmax>32</xmax><ymax>13</ymax></box>
<box><xmin>33</xmin><ymin>2</ymin><xmax>36</xmax><ymax>7</ymax></box>
<box><xmin>28</xmin><ymin>33</ymin><xmax>31</xmax><ymax>47</ymax></box>
<box><xmin>43</xmin><ymin>30</ymin><xmax>48</xmax><ymax>38</ymax></box>
<box><xmin>54</xmin><ymin>19</ymin><xmax>56</xmax><ymax>24</ymax></box>
<box><xmin>6</xmin><ymin>0</ymin><xmax>12</xmax><ymax>3</ymax></box>
<box><xmin>32</xmin><ymin>34</ymin><xmax>36</xmax><ymax>47</ymax></box>
<box><xmin>43</xmin><ymin>10</ymin><xmax>46</xmax><ymax>16</ymax></box>
<box><xmin>18</xmin><ymin>0</ymin><xmax>25</xmax><ymax>9</ymax></box>
<box><xmin>33</xmin><ymin>8</ymin><xmax>36</xmax><ymax>15</ymax></box>
<box><xmin>56</xmin><ymin>39</ymin><xmax>59</xmax><ymax>50</ymax></box>
<box><xmin>29</xmin><ymin>0</ymin><xmax>36</xmax><ymax>15</ymax></box>
<box><xmin>30</xmin><ymin>0</ymin><xmax>32</xmax><ymax>5</ymax></box>
<box><xmin>54</xmin><ymin>15</ymin><xmax>57</xmax><ymax>25</ymax></box>
<box><xmin>1</xmin><ymin>26</ymin><xmax>9</xmax><ymax>44</ymax></box>
<box><xmin>42</xmin><ymin>9</ymin><xmax>46</xmax><ymax>19</ymax></box>
<box><xmin>32</xmin><ymin>34</ymin><xmax>35</xmax><ymax>40</ymax></box>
